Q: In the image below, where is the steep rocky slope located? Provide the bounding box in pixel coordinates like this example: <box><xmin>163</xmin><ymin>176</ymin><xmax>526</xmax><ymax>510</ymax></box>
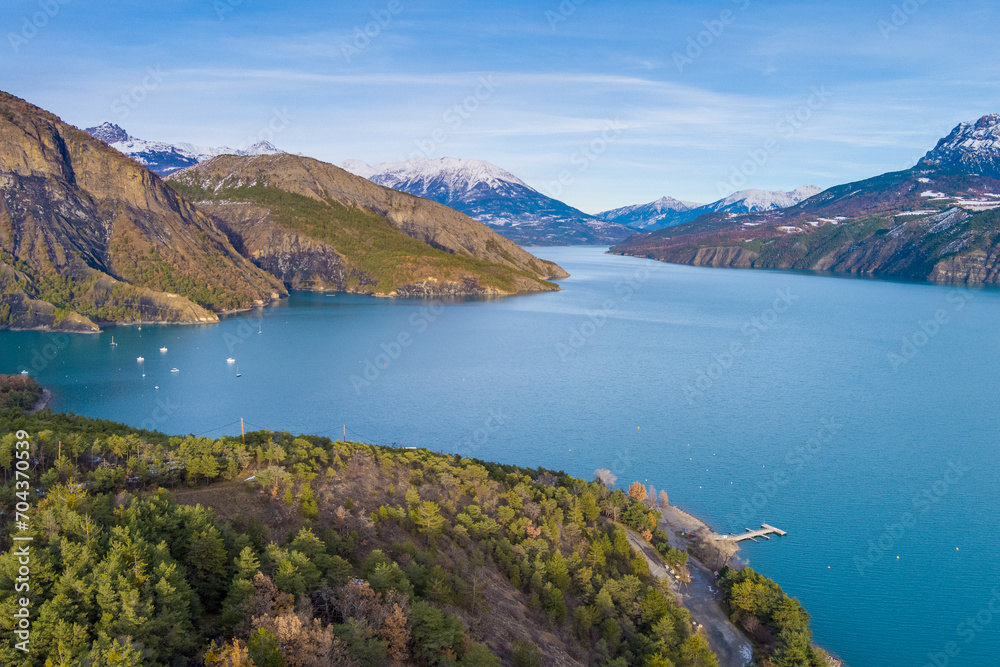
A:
<box><xmin>168</xmin><ymin>154</ymin><xmax>567</xmax><ymax>296</ymax></box>
<box><xmin>0</xmin><ymin>92</ymin><xmax>287</xmax><ymax>331</ymax></box>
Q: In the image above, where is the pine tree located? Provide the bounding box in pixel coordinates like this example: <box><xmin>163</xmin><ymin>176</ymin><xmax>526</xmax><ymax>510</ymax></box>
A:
<box><xmin>186</xmin><ymin>525</ymin><xmax>229</xmax><ymax>611</ymax></box>
<box><xmin>234</xmin><ymin>546</ymin><xmax>262</xmax><ymax>580</ymax></box>
<box><xmin>411</xmin><ymin>500</ymin><xmax>444</xmax><ymax>536</ymax></box>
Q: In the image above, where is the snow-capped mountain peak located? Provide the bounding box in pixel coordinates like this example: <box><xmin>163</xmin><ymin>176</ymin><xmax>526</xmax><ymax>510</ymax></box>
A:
<box><xmin>339</xmin><ymin>159</ymin><xmax>377</xmax><ymax>179</ymax></box>
<box><xmin>84</xmin><ymin>123</ymin><xmax>286</xmax><ymax>176</ymax></box>
<box><xmin>596</xmin><ymin>196</ymin><xmax>704</xmax><ymax>230</ymax></box>
<box><xmin>173</xmin><ymin>140</ymin><xmax>284</xmax><ymax>162</ymax></box>
<box><xmin>707</xmin><ymin>185</ymin><xmax>822</xmax><ymax>213</ymax></box>
<box><xmin>339</xmin><ymin>156</ymin><xmax>631</xmax><ymax>246</ymax></box>
<box><xmin>87</xmin><ymin>122</ymin><xmax>130</xmax><ymax>144</ymax></box>
<box><xmin>241</xmin><ymin>140</ymin><xmax>283</xmax><ymax>156</ymax></box>
<box><xmin>920</xmin><ymin>114</ymin><xmax>1000</xmax><ymax>178</ymax></box>
<box><xmin>598</xmin><ymin>186</ymin><xmax>820</xmax><ymax>231</ymax></box>
<box><xmin>341</xmin><ymin>157</ymin><xmax>533</xmax><ymax>194</ymax></box>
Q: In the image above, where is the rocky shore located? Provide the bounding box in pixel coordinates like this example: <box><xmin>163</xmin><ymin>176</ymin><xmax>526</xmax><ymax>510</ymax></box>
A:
<box><xmin>654</xmin><ymin>499</ymin><xmax>848</xmax><ymax>667</ymax></box>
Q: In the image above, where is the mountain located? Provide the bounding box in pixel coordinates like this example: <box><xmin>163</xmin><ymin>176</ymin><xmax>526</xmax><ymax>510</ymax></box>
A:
<box><xmin>700</xmin><ymin>185</ymin><xmax>822</xmax><ymax>214</ymax></box>
<box><xmin>596</xmin><ymin>196</ymin><xmax>704</xmax><ymax>230</ymax></box>
<box><xmin>598</xmin><ymin>186</ymin><xmax>821</xmax><ymax>231</ymax></box>
<box><xmin>0</xmin><ymin>92</ymin><xmax>287</xmax><ymax>332</ymax></box>
<box><xmin>340</xmin><ymin>157</ymin><xmax>632</xmax><ymax>246</ymax></box>
<box><xmin>167</xmin><ymin>154</ymin><xmax>568</xmax><ymax>297</ymax></box>
<box><xmin>85</xmin><ymin>122</ymin><xmax>283</xmax><ymax>176</ymax></box>
<box><xmin>918</xmin><ymin>113</ymin><xmax>1000</xmax><ymax>179</ymax></box>
<box><xmin>611</xmin><ymin>115</ymin><xmax>1000</xmax><ymax>285</ymax></box>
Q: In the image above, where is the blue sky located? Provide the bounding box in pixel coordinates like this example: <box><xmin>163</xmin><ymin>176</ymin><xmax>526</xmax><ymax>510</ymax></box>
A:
<box><xmin>4</xmin><ymin>0</ymin><xmax>999</xmax><ymax>212</ymax></box>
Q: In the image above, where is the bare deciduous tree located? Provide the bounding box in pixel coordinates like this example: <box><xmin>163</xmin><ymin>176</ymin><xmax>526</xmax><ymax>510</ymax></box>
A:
<box><xmin>595</xmin><ymin>468</ymin><xmax>617</xmax><ymax>488</ymax></box>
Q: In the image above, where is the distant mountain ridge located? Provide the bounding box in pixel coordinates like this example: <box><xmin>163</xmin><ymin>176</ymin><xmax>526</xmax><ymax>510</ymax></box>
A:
<box><xmin>702</xmin><ymin>186</ymin><xmax>823</xmax><ymax>214</ymax></box>
<box><xmin>85</xmin><ymin>122</ymin><xmax>283</xmax><ymax>176</ymax></box>
<box><xmin>341</xmin><ymin>157</ymin><xmax>632</xmax><ymax>246</ymax></box>
<box><xmin>611</xmin><ymin>114</ymin><xmax>1000</xmax><ymax>286</ymax></box>
<box><xmin>598</xmin><ymin>186</ymin><xmax>822</xmax><ymax>231</ymax></box>
<box><xmin>596</xmin><ymin>196</ymin><xmax>704</xmax><ymax>230</ymax></box>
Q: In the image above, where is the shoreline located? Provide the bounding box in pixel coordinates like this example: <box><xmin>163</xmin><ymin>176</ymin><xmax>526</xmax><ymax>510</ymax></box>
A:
<box><xmin>657</xmin><ymin>500</ymin><xmax>741</xmax><ymax>572</ymax></box>
<box><xmin>27</xmin><ymin>388</ymin><xmax>52</xmax><ymax>414</ymax></box>
<box><xmin>654</xmin><ymin>499</ymin><xmax>848</xmax><ymax>667</ymax></box>
<box><xmin>0</xmin><ymin>282</ymin><xmax>568</xmax><ymax>335</ymax></box>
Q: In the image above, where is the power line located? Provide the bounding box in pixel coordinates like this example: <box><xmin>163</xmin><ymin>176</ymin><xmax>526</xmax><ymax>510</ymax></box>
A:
<box><xmin>190</xmin><ymin>420</ymin><xmax>243</xmax><ymax>438</ymax></box>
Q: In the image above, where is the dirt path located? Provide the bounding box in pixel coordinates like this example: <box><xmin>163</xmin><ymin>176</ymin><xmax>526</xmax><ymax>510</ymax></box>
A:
<box><xmin>657</xmin><ymin>502</ymin><xmax>740</xmax><ymax>571</ymax></box>
<box><xmin>625</xmin><ymin>529</ymin><xmax>752</xmax><ymax>667</ymax></box>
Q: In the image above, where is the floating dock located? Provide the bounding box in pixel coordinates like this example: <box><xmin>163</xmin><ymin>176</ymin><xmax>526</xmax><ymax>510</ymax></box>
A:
<box><xmin>716</xmin><ymin>523</ymin><xmax>787</xmax><ymax>543</ymax></box>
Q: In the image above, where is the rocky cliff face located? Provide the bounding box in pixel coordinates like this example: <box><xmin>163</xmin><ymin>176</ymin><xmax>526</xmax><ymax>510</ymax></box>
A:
<box><xmin>0</xmin><ymin>92</ymin><xmax>287</xmax><ymax>331</ymax></box>
<box><xmin>168</xmin><ymin>154</ymin><xmax>568</xmax><ymax>297</ymax></box>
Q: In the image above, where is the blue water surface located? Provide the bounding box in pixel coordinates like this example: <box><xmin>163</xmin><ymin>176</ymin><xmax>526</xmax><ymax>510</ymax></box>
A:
<box><xmin>2</xmin><ymin>246</ymin><xmax>998</xmax><ymax>667</ymax></box>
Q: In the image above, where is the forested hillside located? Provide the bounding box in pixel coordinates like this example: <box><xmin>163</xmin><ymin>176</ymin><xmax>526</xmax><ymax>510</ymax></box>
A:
<box><xmin>0</xmin><ymin>405</ymin><xmax>718</xmax><ymax>666</ymax></box>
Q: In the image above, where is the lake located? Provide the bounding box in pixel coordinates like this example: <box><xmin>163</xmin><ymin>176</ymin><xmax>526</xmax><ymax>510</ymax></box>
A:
<box><xmin>2</xmin><ymin>246</ymin><xmax>999</xmax><ymax>666</ymax></box>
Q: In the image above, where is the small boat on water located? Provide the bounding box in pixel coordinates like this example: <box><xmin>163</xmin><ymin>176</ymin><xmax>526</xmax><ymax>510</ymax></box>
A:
<box><xmin>110</xmin><ymin>336</ymin><xmax>117</xmax><ymax>346</ymax></box>
<box><xmin>226</xmin><ymin>358</ymin><xmax>236</xmax><ymax>364</ymax></box>
<box><xmin>160</xmin><ymin>347</ymin><xmax>168</xmax><ymax>353</ymax></box>
<box><xmin>20</xmin><ymin>370</ymin><xmax>28</xmax><ymax>376</ymax></box>
<box><xmin>137</xmin><ymin>356</ymin><xmax>144</xmax><ymax>362</ymax></box>
<box><xmin>170</xmin><ymin>368</ymin><xmax>179</xmax><ymax>373</ymax></box>
<box><xmin>235</xmin><ymin>364</ymin><xmax>242</xmax><ymax>377</ymax></box>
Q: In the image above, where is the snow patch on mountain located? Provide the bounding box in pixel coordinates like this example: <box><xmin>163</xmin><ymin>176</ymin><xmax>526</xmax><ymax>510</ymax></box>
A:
<box><xmin>599</xmin><ymin>186</ymin><xmax>821</xmax><ymax>231</ymax></box>
<box><xmin>597</xmin><ymin>196</ymin><xmax>704</xmax><ymax>230</ymax></box>
<box><xmin>341</xmin><ymin>157</ymin><xmax>533</xmax><ymax>193</ymax></box>
<box><xmin>340</xmin><ymin>157</ymin><xmax>630</xmax><ymax>245</ymax></box>
<box><xmin>705</xmin><ymin>185</ymin><xmax>823</xmax><ymax>213</ymax></box>
<box><xmin>84</xmin><ymin>122</ymin><xmax>284</xmax><ymax>176</ymax></box>
<box><xmin>920</xmin><ymin>114</ymin><xmax>1000</xmax><ymax>178</ymax></box>
<box><xmin>338</xmin><ymin>159</ymin><xmax>377</xmax><ymax>180</ymax></box>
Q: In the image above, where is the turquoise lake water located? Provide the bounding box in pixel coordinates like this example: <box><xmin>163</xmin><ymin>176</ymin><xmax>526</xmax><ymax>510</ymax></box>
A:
<box><xmin>2</xmin><ymin>246</ymin><xmax>999</xmax><ymax>666</ymax></box>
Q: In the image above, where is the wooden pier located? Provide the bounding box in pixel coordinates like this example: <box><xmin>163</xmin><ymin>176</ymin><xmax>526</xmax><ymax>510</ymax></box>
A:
<box><xmin>716</xmin><ymin>523</ymin><xmax>787</xmax><ymax>543</ymax></box>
